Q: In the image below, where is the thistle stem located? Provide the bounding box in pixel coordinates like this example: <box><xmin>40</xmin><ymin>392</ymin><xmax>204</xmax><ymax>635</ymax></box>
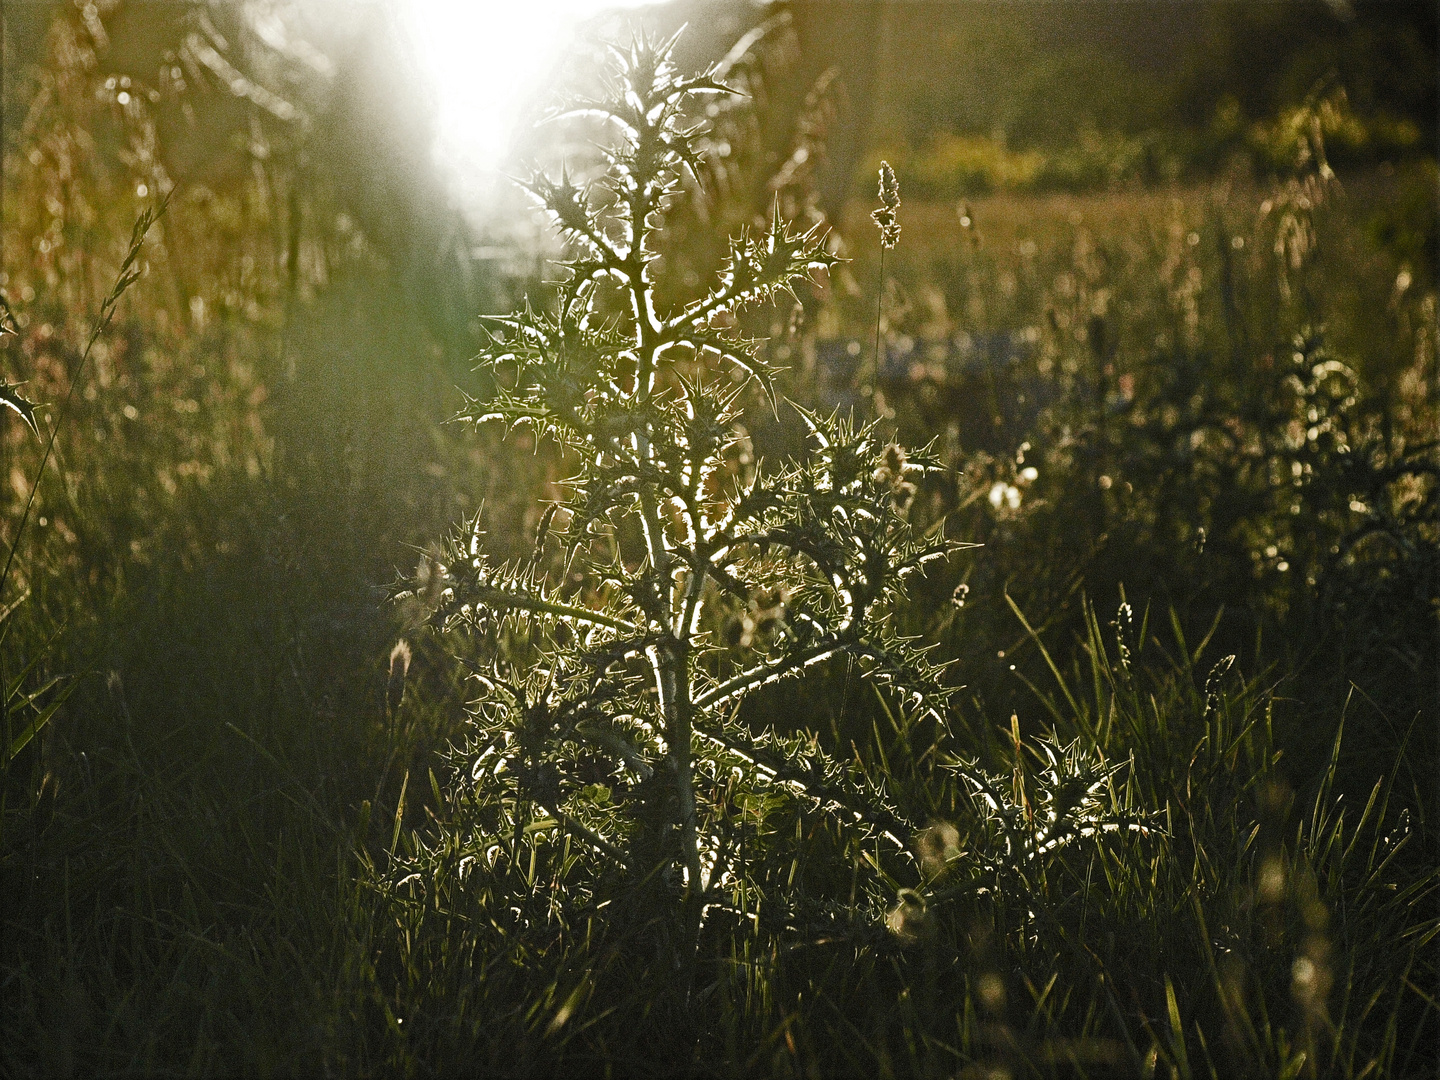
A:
<box><xmin>472</xmin><ymin>590</ymin><xmax>640</xmax><ymax>635</ymax></box>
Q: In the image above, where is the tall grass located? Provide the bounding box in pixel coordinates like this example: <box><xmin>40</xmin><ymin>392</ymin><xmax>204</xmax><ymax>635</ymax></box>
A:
<box><xmin>356</xmin><ymin>598</ymin><xmax>1435</xmax><ymax>1077</ymax></box>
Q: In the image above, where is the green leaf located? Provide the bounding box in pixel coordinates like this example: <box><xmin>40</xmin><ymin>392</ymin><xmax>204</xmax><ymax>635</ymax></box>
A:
<box><xmin>4</xmin><ymin>678</ymin><xmax>74</xmax><ymax>765</ymax></box>
<box><xmin>1165</xmin><ymin>975</ymin><xmax>1192</xmax><ymax>1080</ymax></box>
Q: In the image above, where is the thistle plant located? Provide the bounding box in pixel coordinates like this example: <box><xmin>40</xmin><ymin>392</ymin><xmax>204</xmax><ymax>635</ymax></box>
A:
<box><xmin>419</xmin><ymin>37</ymin><xmax>961</xmax><ymax>934</ymax></box>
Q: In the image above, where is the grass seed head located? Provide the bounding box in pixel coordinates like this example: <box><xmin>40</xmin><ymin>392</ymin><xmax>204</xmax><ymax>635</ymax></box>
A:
<box><xmin>871</xmin><ymin>161</ymin><xmax>901</xmax><ymax>249</ymax></box>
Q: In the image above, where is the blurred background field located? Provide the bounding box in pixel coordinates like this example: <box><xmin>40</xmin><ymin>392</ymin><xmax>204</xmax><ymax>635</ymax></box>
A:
<box><xmin>1</xmin><ymin>1</ymin><xmax>1435</xmax><ymax>1076</ymax></box>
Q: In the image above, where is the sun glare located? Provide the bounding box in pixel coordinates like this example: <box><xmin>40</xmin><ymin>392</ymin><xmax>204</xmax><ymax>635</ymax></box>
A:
<box><xmin>400</xmin><ymin>0</ymin><xmax>651</xmax><ymax>183</ymax></box>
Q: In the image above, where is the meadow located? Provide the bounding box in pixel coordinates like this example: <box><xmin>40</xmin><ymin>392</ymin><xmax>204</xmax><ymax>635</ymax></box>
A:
<box><xmin>1</xmin><ymin>4</ymin><xmax>1435</xmax><ymax>1077</ymax></box>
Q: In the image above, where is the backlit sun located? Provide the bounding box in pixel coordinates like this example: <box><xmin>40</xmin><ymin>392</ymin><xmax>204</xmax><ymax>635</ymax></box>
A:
<box><xmin>400</xmin><ymin>0</ymin><xmax>653</xmax><ymax>183</ymax></box>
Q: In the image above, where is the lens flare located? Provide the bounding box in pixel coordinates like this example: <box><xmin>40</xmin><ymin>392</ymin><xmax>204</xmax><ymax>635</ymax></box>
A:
<box><xmin>400</xmin><ymin>0</ymin><xmax>650</xmax><ymax>179</ymax></box>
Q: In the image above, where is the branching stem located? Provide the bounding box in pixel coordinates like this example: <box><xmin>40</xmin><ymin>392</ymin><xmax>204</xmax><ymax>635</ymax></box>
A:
<box><xmin>474</xmin><ymin>588</ymin><xmax>641</xmax><ymax>636</ymax></box>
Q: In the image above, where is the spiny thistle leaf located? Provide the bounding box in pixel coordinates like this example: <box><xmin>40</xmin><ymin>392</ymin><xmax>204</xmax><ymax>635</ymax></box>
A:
<box><xmin>1</xmin><ymin>382</ymin><xmax>40</xmax><ymax>437</ymax></box>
